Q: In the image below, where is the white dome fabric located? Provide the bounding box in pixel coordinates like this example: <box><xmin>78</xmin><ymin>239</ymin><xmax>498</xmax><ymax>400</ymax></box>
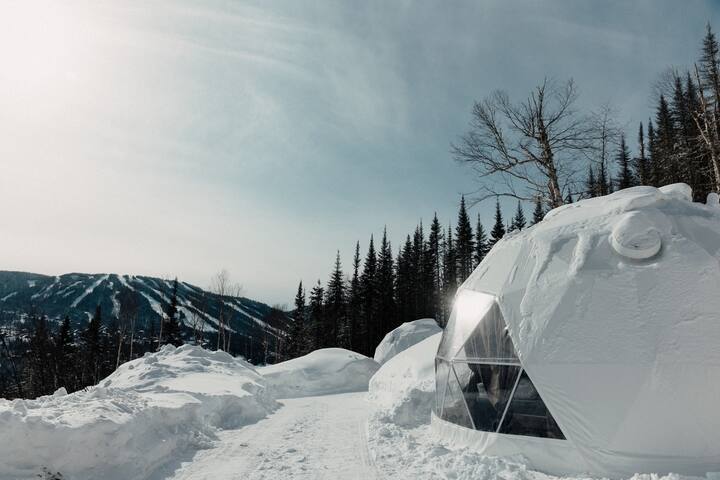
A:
<box><xmin>433</xmin><ymin>185</ymin><xmax>720</xmax><ymax>477</ymax></box>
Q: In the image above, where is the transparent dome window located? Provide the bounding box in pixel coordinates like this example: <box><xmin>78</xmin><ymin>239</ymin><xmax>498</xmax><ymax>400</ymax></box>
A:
<box><xmin>435</xmin><ymin>290</ymin><xmax>565</xmax><ymax>439</ymax></box>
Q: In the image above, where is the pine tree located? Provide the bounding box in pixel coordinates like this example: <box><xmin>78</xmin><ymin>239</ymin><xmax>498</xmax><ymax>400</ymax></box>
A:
<box><xmin>308</xmin><ymin>280</ymin><xmax>325</xmax><ymax>351</ymax></box>
<box><xmin>647</xmin><ymin>119</ymin><xmax>661</xmax><ymax>187</ymax></box>
<box><xmin>359</xmin><ymin>236</ymin><xmax>377</xmax><ymax>355</ymax></box>
<box><xmin>655</xmin><ymin>95</ymin><xmax>676</xmax><ymax>186</ymax></box>
<box><xmin>163</xmin><ymin>278</ymin><xmax>182</xmax><ymax>347</ymax></box>
<box><xmin>510</xmin><ymin>201</ymin><xmax>526</xmax><ymax>231</ymax></box>
<box><xmin>54</xmin><ymin>316</ymin><xmax>75</xmax><ymax>392</ymax></box>
<box><xmin>585</xmin><ymin>165</ymin><xmax>597</xmax><ymax>197</ymax></box>
<box><xmin>376</xmin><ymin>228</ymin><xmax>396</xmax><ymax>338</ymax></box>
<box><xmin>347</xmin><ymin>242</ymin><xmax>363</xmax><ymax>353</ymax></box>
<box><xmin>325</xmin><ymin>251</ymin><xmax>347</xmax><ymax>348</ymax></box>
<box><xmin>427</xmin><ymin>214</ymin><xmax>443</xmax><ymax>321</ymax></box>
<box><xmin>635</xmin><ymin>122</ymin><xmax>650</xmax><ymax>185</ymax></box>
<box><xmin>531</xmin><ymin>196</ymin><xmax>545</xmax><ymax>225</ymax></box>
<box><xmin>455</xmin><ymin>196</ymin><xmax>475</xmax><ymax>283</ymax></box>
<box><xmin>410</xmin><ymin>224</ymin><xmax>425</xmax><ymax>320</ymax></box>
<box><xmin>616</xmin><ymin>133</ymin><xmax>634</xmax><ymax>190</ymax></box>
<box><xmin>26</xmin><ymin>316</ymin><xmax>54</xmax><ymax>397</ymax></box>
<box><xmin>287</xmin><ymin>281</ymin><xmax>306</xmax><ymax>358</ymax></box>
<box><xmin>474</xmin><ymin>214</ymin><xmax>490</xmax><ymax>267</ymax></box>
<box><xmin>489</xmin><ymin>199</ymin><xmax>505</xmax><ymax>246</ymax></box>
<box><xmin>597</xmin><ymin>160</ymin><xmax>610</xmax><ymax>196</ymax></box>
<box><xmin>395</xmin><ymin>236</ymin><xmax>413</xmax><ymax>326</ymax></box>
<box><xmin>440</xmin><ymin>225</ymin><xmax>457</xmax><ymax>325</ymax></box>
<box><xmin>82</xmin><ymin>305</ymin><xmax>102</xmax><ymax>385</ymax></box>
<box><xmin>700</xmin><ymin>23</ymin><xmax>720</xmax><ymax>110</ymax></box>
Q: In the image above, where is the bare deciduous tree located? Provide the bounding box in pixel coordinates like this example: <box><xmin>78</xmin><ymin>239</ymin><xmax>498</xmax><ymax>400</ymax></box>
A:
<box><xmin>210</xmin><ymin>269</ymin><xmax>242</xmax><ymax>352</ymax></box>
<box><xmin>693</xmin><ymin>64</ymin><xmax>720</xmax><ymax>192</ymax></box>
<box><xmin>452</xmin><ymin>78</ymin><xmax>596</xmax><ymax>208</ymax></box>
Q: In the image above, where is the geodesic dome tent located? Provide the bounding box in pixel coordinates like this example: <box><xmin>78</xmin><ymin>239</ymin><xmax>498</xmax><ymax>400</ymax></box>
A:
<box><xmin>433</xmin><ymin>184</ymin><xmax>720</xmax><ymax>478</ymax></box>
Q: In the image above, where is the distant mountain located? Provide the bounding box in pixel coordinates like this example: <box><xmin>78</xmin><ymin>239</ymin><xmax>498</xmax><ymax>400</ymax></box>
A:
<box><xmin>0</xmin><ymin>271</ymin><xmax>289</xmax><ymax>363</ymax></box>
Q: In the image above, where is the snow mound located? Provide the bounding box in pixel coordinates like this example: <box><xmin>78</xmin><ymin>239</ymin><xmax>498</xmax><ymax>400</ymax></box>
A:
<box><xmin>260</xmin><ymin>348</ymin><xmax>379</xmax><ymax>398</ymax></box>
<box><xmin>0</xmin><ymin>344</ymin><xmax>278</xmax><ymax>480</ymax></box>
<box><xmin>374</xmin><ymin>318</ymin><xmax>441</xmax><ymax>365</ymax></box>
<box><xmin>369</xmin><ymin>332</ymin><xmax>441</xmax><ymax>428</ymax></box>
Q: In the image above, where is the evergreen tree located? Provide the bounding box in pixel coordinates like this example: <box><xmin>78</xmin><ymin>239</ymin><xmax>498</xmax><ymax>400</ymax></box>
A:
<box><xmin>25</xmin><ymin>316</ymin><xmax>54</xmax><ymax>398</ymax></box>
<box><xmin>474</xmin><ymin>214</ymin><xmax>490</xmax><ymax>267</ymax></box>
<box><xmin>325</xmin><ymin>251</ymin><xmax>347</xmax><ymax>348</ymax></box>
<box><xmin>597</xmin><ymin>159</ymin><xmax>610</xmax><ymax>196</ymax></box>
<box><xmin>359</xmin><ymin>236</ymin><xmax>377</xmax><ymax>355</ymax></box>
<box><xmin>440</xmin><ymin>225</ymin><xmax>457</xmax><ymax>325</ymax></box>
<box><xmin>635</xmin><ymin>122</ymin><xmax>650</xmax><ymax>185</ymax></box>
<box><xmin>655</xmin><ymin>95</ymin><xmax>676</xmax><ymax>185</ymax></box>
<box><xmin>531</xmin><ymin>196</ymin><xmax>545</xmax><ymax>225</ymax></box>
<box><xmin>700</xmin><ymin>23</ymin><xmax>720</xmax><ymax>109</ymax></box>
<box><xmin>455</xmin><ymin>196</ymin><xmax>475</xmax><ymax>283</ymax></box>
<box><xmin>616</xmin><ymin>133</ymin><xmax>634</xmax><ymax>190</ymax></box>
<box><xmin>427</xmin><ymin>214</ymin><xmax>443</xmax><ymax>320</ymax></box>
<box><xmin>585</xmin><ymin>165</ymin><xmax>597</xmax><ymax>197</ymax></box>
<box><xmin>489</xmin><ymin>199</ymin><xmax>506</xmax><ymax>246</ymax></box>
<box><xmin>376</xmin><ymin>228</ymin><xmax>396</xmax><ymax>338</ymax></box>
<box><xmin>82</xmin><ymin>305</ymin><xmax>103</xmax><ymax>385</ymax></box>
<box><xmin>647</xmin><ymin>119</ymin><xmax>661</xmax><ymax>187</ymax></box>
<box><xmin>287</xmin><ymin>281</ymin><xmax>306</xmax><ymax>358</ymax></box>
<box><xmin>163</xmin><ymin>278</ymin><xmax>182</xmax><ymax>347</ymax></box>
<box><xmin>347</xmin><ymin>242</ymin><xmax>363</xmax><ymax>352</ymax></box>
<box><xmin>410</xmin><ymin>224</ymin><xmax>425</xmax><ymax>319</ymax></box>
<box><xmin>395</xmin><ymin>236</ymin><xmax>413</xmax><ymax>326</ymax></box>
<box><xmin>308</xmin><ymin>280</ymin><xmax>325</xmax><ymax>351</ymax></box>
<box><xmin>54</xmin><ymin>316</ymin><xmax>75</xmax><ymax>391</ymax></box>
<box><xmin>510</xmin><ymin>201</ymin><xmax>526</xmax><ymax>231</ymax></box>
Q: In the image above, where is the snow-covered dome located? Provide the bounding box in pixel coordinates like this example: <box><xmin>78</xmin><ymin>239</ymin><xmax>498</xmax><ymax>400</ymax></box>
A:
<box><xmin>433</xmin><ymin>184</ymin><xmax>720</xmax><ymax>478</ymax></box>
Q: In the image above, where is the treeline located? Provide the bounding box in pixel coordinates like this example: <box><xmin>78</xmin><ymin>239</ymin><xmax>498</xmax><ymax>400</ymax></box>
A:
<box><xmin>0</xmin><ymin>282</ymin><xmax>185</xmax><ymax>399</ymax></box>
<box><xmin>583</xmin><ymin>24</ymin><xmax>720</xmax><ymax>201</ymax></box>
<box><xmin>284</xmin><ymin>196</ymin><xmax>537</xmax><ymax>359</ymax></box>
<box><xmin>285</xmin><ymin>23</ymin><xmax>720</xmax><ymax>360</ymax></box>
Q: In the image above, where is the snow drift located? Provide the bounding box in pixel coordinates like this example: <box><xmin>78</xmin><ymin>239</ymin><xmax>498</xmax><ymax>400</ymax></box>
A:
<box><xmin>260</xmin><ymin>348</ymin><xmax>379</xmax><ymax>398</ymax></box>
<box><xmin>369</xmin><ymin>332</ymin><xmax>441</xmax><ymax>427</ymax></box>
<box><xmin>374</xmin><ymin>318</ymin><xmax>441</xmax><ymax>365</ymax></box>
<box><xmin>0</xmin><ymin>344</ymin><xmax>278</xmax><ymax>480</ymax></box>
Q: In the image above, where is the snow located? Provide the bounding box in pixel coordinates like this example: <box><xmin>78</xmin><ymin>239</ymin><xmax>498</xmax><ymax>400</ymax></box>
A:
<box><xmin>70</xmin><ymin>274</ymin><xmax>109</xmax><ymax>308</ymax></box>
<box><xmin>0</xmin><ymin>344</ymin><xmax>278</xmax><ymax>480</ymax></box>
<box><xmin>1</xmin><ymin>291</ymin><xmax>17</xmax><ymax>301</ymax></box>
<box><xmin>374</xmin><ymin>318</ymin><xmax>441</xmax><ymax>365</ymax></box>
<box><xmin>260</xmin><ymin>348</ymin><xmax>380</xmax><ymax>398</ymax></box>
<box><xmin>370</xmin><ymin>332</ymin><xmax>441</xmax><ymax>428</ymax></box>
<box><xmin>227</xmin><ymin>299</ymin><xmax>281</xmax><ymax>336</ymax></box>
<box><xmin>167</xmin><ymin>393</ymin><xmax>376</xmax><ymax>480</ymax></box>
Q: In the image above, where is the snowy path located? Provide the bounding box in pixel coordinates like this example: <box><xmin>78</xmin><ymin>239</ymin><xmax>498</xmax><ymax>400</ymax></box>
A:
<box><xmin>165</xmin><ymin>392</ymin><xmax>378</xmax><ymax>480</ymax></box>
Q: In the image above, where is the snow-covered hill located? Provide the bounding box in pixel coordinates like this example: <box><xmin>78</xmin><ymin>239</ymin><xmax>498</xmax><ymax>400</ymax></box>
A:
<box><xmin>0</xmin><ymin>271</ymin><xmax>289</xmax><ymax>362</ymax></box>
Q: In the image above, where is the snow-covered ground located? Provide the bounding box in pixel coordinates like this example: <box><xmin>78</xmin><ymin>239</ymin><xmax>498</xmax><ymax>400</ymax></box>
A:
<box><xmin>0</xmin><ymin>320</ymin><xmax>708</xmax><ymax>480</ymax></box>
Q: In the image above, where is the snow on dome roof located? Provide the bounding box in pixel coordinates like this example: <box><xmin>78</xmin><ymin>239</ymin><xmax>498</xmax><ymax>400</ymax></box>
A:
<box><xmin>438</xmin><ymin>184</ymin><xmax>720</xmax><ymax>477</ymax></box>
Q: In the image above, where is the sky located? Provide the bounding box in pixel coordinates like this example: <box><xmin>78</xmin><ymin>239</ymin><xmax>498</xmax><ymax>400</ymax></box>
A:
<box><xmin>0</xmin><ymin>0</ymin><xmax>717</xmax><ymax>306</ymax></box>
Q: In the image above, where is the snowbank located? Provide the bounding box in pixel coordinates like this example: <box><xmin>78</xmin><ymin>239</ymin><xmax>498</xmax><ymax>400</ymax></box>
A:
<box><xmin>260</xmin><ymin>348</ymin><xmax>379</xmax><ymax>398</ymax></box>
<box><xmin>374</xmin><ymin>318</ymin><xmax>441</xmax><ymax>365</ymax></box>
<box><xmin>0</xmin><ymin>345</ymin><xmax>278</xmax><ymax>480</ymax></box>
<box><xmin>369</xmin><ymin>332</ymin><xmax>441</xmax><ymax>427</ymax></box>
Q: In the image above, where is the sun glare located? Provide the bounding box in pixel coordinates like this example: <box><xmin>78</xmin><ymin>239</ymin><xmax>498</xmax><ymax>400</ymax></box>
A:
<box><xmin>0</xmin><ymin>1</ymin><xmax>84</xmax><ymax>93</ymax></box>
